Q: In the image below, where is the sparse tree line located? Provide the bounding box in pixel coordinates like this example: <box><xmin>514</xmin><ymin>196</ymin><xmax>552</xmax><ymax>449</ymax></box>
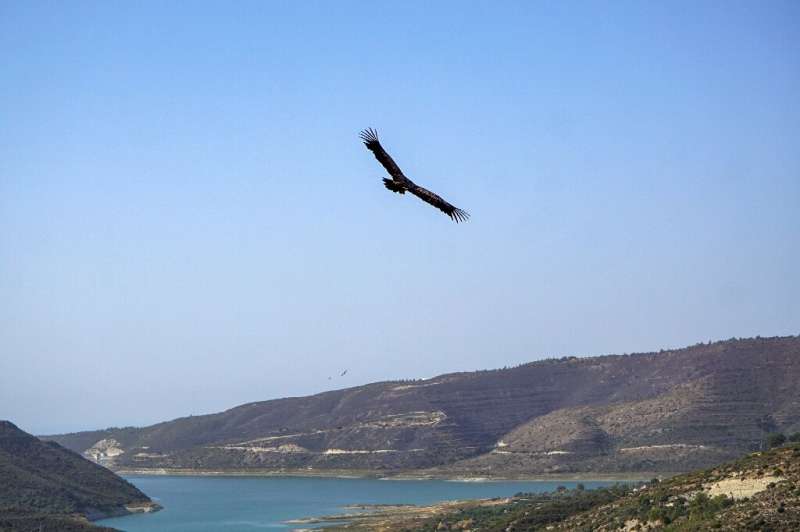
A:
<box><xmin>766</xmin><ymin>431</ymin><xmax>800</xmax><ymax>449</ymax></box>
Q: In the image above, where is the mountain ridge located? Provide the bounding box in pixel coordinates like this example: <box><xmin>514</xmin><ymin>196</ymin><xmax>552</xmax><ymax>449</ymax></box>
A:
<box><xmin>46</xmin><ymin>335</ymin><xmax>800</xmax><ymax>476</ymax></box>
<box><xmin>0</xmin><ymin>420</ymin><xmax>159</xmax><ymax>531</ymax></box>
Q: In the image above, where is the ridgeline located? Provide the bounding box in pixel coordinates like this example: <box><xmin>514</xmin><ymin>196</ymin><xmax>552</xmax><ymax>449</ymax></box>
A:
<box><xmin>47</xmin><ymin>336</ymin><xmax>800</xmax><ymax>478</ymax></box>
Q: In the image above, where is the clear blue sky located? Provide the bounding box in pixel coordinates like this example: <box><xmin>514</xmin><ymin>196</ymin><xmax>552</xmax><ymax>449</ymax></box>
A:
<box><xmin>2</xmin><ymin>1</ymin><xmax>798</xmax><ymax>435</ymax></box>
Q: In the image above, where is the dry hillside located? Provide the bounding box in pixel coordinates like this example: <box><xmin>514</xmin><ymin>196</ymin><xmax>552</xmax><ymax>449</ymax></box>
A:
<box><xmin>46</xmin><ymin>336</ymin><xmax>800</xmax><ymax>476</ymax></box>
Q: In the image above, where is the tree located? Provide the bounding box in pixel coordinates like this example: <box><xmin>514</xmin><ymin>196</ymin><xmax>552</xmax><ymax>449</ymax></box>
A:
<box><xmin>766</xmin><ymin>433</ymin><xmax>786</xmax><ymax>448</ymax></box>
<box><xmin>788</xmin><ymin>432</ymin><xmax>800</xmax><ymax>443</ymax></box>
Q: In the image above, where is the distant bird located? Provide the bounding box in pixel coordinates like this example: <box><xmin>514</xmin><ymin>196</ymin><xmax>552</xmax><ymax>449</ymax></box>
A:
<box><xmin>340</xmin><ymin>369</ymin><xmax>348</xmax><ymax>377</ymax></box>
<box><xmin>360</xmin><ymin>128</ymin><xmax>469</xmax><ymax>223</ymax></box>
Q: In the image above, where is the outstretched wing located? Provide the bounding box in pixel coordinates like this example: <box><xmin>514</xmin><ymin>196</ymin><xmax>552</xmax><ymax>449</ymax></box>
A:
<box><xmin>359</xmin><ymin>128</ymin><xmax>406</xmax><ymax>181</ymax></box>
<box><xmin>408</xmin><ymin>183</ymin><xmax>470</xmax><ymax>223</ymax></box>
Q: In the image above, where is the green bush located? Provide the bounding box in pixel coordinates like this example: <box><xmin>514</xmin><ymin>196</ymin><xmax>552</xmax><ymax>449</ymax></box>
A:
<box><xmin>766</xmin><ymin>432</ymin><xmax>786</xmax><ymax>448</ymax></box>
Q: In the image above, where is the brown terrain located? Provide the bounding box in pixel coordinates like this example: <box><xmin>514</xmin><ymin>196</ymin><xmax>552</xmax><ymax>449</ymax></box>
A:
<box><xmin>46</xmin><ymin>336</ymin><xmax>800</xmax><ymax>477</ymax></box>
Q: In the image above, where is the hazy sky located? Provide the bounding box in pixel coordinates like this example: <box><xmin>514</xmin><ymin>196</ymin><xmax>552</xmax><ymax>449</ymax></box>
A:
<box><xmin>2</xmin><ymin>1</ymin><xmax>798</xmax><ymax>435</ymax></box>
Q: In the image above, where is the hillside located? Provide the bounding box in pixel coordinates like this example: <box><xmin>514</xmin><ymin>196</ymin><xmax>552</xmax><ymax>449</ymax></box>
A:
<box><xmin>310</xmin><ymin>441</ymin><xmax>800</xmax><ymax>531</ymax></box>
<box><xmin>0</xmin><ymin>421</ymin><xmax>159</xmax><ymax>531</ymax></box>
<box><xmin>46</xmin><ymin>336</ymin><xmax>800</xmax><ymax>476</ymax></box>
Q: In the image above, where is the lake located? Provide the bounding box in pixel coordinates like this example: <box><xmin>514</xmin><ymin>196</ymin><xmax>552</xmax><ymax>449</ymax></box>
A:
<box><xmin>100</xmin><ymin>476</ymin><xmax>621</xmax><ymax>531</ymax></box>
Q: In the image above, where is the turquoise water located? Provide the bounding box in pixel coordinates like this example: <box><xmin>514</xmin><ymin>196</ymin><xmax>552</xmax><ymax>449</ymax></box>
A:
<box><xmin>100</xmin><ymin>476</ymin><xmax>619</xmax><ymax>531</ymax></box>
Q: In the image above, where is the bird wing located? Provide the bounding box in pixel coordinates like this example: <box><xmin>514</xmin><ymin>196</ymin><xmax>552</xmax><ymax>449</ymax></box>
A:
<box><xmin>408</xmin><ymin>183</ymin><xmax>470</xmax><ymax>223</ymax></box>
<box><xmin>360</xmin><ymin>128</ymin><xmax>406</xmax><ymax>181</ymax></box>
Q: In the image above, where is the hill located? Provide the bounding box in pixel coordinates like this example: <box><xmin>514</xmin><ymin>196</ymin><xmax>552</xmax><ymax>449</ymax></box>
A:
<box><xmin>309</xmin><ymin>441</ymin><xmax>800</xmax><ymax>530</ymax></box>
<box><xmin>0</xmin><ymin>421</ymin><xmax>159</xmax><ymax>531</ymax></box>
<box><xmin>46</xmin><ymin>336</ymin><xmax>800</xmax><ymax>477</ymax></box>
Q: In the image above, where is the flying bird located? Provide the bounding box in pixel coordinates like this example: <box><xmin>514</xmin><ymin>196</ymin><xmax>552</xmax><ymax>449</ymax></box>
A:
<box><xmin>360</xmin><ymin>128</ymin><xmax>469</xmax><ymax>222</ymax></box>
<box><xmin>340</xmin><ymin>369</ymin><xmax>348</xmax><ymax>376</ymax></box>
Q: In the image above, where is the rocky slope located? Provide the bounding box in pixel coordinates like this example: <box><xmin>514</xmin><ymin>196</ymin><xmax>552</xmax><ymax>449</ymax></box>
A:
<box><xmin>0</xmin><ymin>421</ymin><xmax>159</xmax><ymax>531</ymax></box>
<box><xmin>551</xmin><ymin>443</ymin><xmax>800</xmax><ymax>531</ymax></box>
<box><xmin>46</xmin><ymin>336</ymin><xmax>800</xmax><ymax>476</ymax></box>
<box><xmin>316</xmin><ymin>442</ymin><xmax>800</xmax><ymax>531</ymax></box>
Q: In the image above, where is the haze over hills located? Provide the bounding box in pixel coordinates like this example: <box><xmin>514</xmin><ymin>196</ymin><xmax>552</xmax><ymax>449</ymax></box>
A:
<box><xmin>47</xmin><ymin>336</ymin><xmax>800</xmax><ymax>477</ymax></box>
<box><xmin>0</xmin><ymin>421</ymin><xmax>158</xmax><ymax>531</ymax></box>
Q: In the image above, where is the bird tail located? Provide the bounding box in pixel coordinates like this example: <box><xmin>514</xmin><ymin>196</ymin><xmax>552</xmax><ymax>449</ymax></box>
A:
<box><xmin>383</xmin><ymin>178</ymin><xmax>405</xmax><ymax>194</ymax></box>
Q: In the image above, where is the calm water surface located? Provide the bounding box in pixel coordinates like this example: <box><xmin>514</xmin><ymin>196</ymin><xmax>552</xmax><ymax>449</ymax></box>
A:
<box><xmin>101</xmin><ymin>476</ymin><xmax>620</xmax><ymax>531</ymax></box>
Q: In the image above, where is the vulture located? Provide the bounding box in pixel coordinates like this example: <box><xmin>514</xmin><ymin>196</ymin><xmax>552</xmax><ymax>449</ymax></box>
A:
<box><xmin>360</xmin><ymin>128</ymin><xmax>469</xmax><ymax>222</ymax></box>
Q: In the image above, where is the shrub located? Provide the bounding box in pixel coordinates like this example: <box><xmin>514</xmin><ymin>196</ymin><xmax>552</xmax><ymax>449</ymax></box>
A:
<box><xmin>766</xmin><ymin>433</ymin><xmax>786</xmax><ymax>448</ymax></box>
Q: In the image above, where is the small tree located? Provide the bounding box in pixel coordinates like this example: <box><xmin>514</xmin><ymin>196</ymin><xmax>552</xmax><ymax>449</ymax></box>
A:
<box><xmin>788</xmin><ymin>432</ymin><xmax>800</xmax><ymax>443</ymax></box>
<box><xmin>766</xmin><ymin>432</ymin><xmax>786</xmax><ymax>448</ymax></box>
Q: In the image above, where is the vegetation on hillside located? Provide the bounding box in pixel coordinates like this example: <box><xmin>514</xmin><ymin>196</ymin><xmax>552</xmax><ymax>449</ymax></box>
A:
<box><xmin>0</xmin><ymin>513</ymin><xmax>118</xmax><ymax>532</ymax></box>
<box><xmin>0</xmin><ymin>421</ymin><xmax>157</xmax><ymax>532</ymax></box>
<box><xmin>548</xmin><ymin>442</ymin><xmax>800</xmax><ymax>531</ymax></box>
<box><xmin>317</xmin><ymin>442</ymin><xmax>800</xmax><ymax>530</ymax></box>
<box><xmin>411</xmin><ymin>485</ymin><xmax>633</xmax><ymax>531</ymax></box>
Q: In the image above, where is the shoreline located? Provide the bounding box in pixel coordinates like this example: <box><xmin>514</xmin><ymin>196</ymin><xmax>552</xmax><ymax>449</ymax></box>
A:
<box><xmin>114</xmin><ymin>467</ymin><xmax>667</xmax><ymax>482</ymax></box>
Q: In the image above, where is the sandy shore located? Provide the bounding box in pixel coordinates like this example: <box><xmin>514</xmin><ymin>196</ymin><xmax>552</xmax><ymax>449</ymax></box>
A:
<box><xmin>114</xmin><ymin>467</ymin><xmax>665</xmax><ymax>482</ymax></box>
<box><xmin>284</xmin><ymin>499</ymin><xmax>514</xmax><ymax>531</ymax></box>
